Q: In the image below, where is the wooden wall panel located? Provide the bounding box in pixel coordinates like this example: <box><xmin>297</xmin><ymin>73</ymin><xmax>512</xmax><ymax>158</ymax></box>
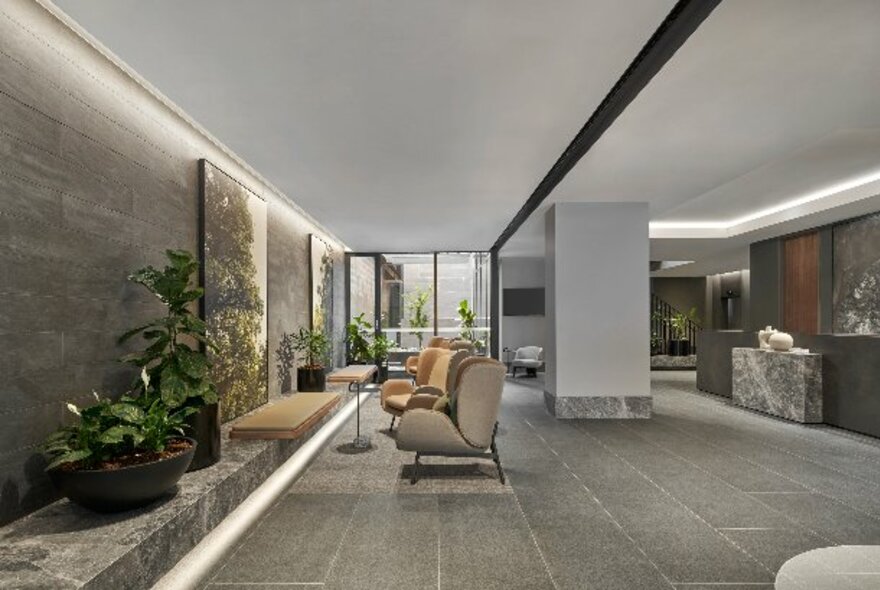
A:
<box><xmin>783</xmin><ymin>232</ymin><xmax>819</xmax><ymax>334</ymax></box>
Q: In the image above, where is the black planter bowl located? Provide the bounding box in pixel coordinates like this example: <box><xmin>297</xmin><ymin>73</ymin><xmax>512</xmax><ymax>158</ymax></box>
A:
<box><xmin>297</xmin><ymin>367</ymin><xmax>326</xmax><ymax>392</ymax></box>
<box><xmin>48</xmin><ymin>437</ymin><xmax>196</xmax><ymax>513</ymax></box>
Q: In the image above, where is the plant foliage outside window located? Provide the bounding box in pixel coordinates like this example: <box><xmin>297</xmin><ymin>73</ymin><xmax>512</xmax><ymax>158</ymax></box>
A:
<box><xmin>346</xmin><ymin>313</ymin><xmax>373</xmax><ymax>363</ymax></box>
<box><xmin>404</xmin><ymin>286</ymin><xmax>432</xmax><ymax>348</ymax></box>
<box><xmin>457</xmin><ymin>299</ymin><xmax>484</xmax><ymax>348</ymax></box>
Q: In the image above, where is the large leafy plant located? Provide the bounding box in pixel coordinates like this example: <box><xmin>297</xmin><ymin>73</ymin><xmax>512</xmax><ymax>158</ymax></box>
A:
<box><xmin>370</xmin><ymin>334</ymin><xmax>393</xmax><ymax>363</ymax></box>
<box><xmin>43</xmin><ymin>372</ymin><xmax>193</xmax><ymax>470</ymax></box>
<box><xmin>119</xmin><ymin>249</ymin><xmax>218</xmax><ymax>409</ymax></box>
<box><xmin>42</xmin><ymin>250</ymin><xmax>216</xmax><ymax>471</ymax></box>
<box><xmin>345</xmin><ymin>313</ymin><xmax>373</xmax><ymax>363</ymax></box>
<box><xmin>291</xmin><ymin>327</ymin><xmax>331</xmax><ymax>369</ymax></box>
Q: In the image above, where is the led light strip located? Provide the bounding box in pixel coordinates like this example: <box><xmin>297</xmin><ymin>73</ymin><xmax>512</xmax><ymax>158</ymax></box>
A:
<box><xmin>650</xmin><ymin>169</ymin><xmax>880</xmax><ymax>231</ymax></box>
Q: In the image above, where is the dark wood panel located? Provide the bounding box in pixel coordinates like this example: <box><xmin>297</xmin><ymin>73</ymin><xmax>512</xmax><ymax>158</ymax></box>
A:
<box><xmin>783</xmin><ymin>232</ymin><xmax>819</xmax><ymax>334</ymax></box>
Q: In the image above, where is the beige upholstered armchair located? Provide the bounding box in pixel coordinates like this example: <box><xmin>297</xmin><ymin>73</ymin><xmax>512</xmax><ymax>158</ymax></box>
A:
<box><xmin>404</xmin><ymin>336</ymin><xmax>450</xmax><ymax>379</ymax></box>
<box><xmin>381</xmin><ymin>348</ymin><xmax>467</xmax><ymax>430</ymax></box>
<box><xmin>396</xmin><ymin>357</ymin><xmax>506</xmax><ymax>484</ymax></box>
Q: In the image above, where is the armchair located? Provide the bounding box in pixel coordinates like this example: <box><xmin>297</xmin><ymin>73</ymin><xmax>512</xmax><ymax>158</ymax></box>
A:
<box><xmin>396</xmin><ymin>357</ymin><xmax>506</xmax><ymax>484</ymax></box>
<box><xmin>382</xmin><ymin>348</ymin><xmax>468</xmax><ymax>430</ymax></box>
<box><xmin>511</xmin><ymin>346</ymin><xmax>543</xmax><ymax>377</ymax></box>
<box><xmin>404</xmin><ymin>336</ymin><xmax>451</xmax><ymax>378</ymax></box>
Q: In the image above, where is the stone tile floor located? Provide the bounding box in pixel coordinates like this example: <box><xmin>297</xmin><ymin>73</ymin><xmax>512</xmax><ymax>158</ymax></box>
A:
<box><xmin>203</xmin><ymin>372</ymin><xmax>880</xmax><ymax>589</ymax></box>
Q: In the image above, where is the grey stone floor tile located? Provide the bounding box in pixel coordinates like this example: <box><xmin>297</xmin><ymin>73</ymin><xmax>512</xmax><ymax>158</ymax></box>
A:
<box><xmin>323</xmin><ymin>494</ymin><xmax>439</xmax><ymax>590</ymax></box>
<box><xmin>672</xmin><ymin>585</ymin><xmax>774</xmax><ymax>589</ymax></box>
<box><xmin>211</xmin><ymin>493</ymin><xmax>357</xmax><ymax>584</ymax></box>
<box><xmin>753</xmin><ymin>493</ymin><xmax>880</xmax><ymax>545</ymax></box>
<box><xmin>721</xmin><ymin>527</ymin><xmax>833</xmax><ymax>572</ymax></box>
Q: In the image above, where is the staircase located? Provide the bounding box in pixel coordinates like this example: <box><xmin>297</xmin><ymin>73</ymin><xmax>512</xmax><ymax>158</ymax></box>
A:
<box><xmin>650</xmin><ymin>293</ymin><xmax>699</xmax><ymax>355</ymax></box>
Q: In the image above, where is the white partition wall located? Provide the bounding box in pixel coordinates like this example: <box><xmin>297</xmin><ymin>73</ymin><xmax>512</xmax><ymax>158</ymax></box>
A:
<box><xmin>544</xmin><ymin>202</ymin><xmax>651</xmax><ymax>418</ymax></box>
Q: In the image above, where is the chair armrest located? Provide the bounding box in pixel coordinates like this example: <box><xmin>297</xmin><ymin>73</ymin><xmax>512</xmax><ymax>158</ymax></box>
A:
<box><xmin>405</xmin><ymin>394</ymin><xmax>440</xmax><ymax>411</ymax></box>
<box><xmin>413</xmin><ymin>385</ymin><xmax>444</xmax><ymax>397</ymax></box>
<box><xmin>380</xmin><ymin>379</ymin><xmax>415</xmax><ymax>404</ymax></box>
<box><xmin>396</xmin><ymin>409</ymin><xmax>474</xmax><ymax>453</ymax></box>
<box><xmin>405</xmin><ymin>355</ymin><xmax>419</xmax><ymax>373</ymax></box>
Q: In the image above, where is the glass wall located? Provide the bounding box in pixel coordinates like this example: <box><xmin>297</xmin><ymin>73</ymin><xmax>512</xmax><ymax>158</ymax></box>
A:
<box><xmin>380</xmin><ymin>254</ymin><xmax>434</xmax><ymax>351</ymax></box>
<box><xmin>346</xmin><ymin>251</ymin><xmax>493</xmax><ymax>358</ymax></box>
<box><xmin>436</xmin><ymin>252</ymin><xmax>491</xmax><ymax>353</ymax></box>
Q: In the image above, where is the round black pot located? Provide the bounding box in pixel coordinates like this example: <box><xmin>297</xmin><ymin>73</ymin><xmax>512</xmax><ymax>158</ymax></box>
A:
<box><xmin>48</xmin><ymin>437</ymin><xmax>196</xmax><ymax>513</ymax></box>
<box><xmin>667</xmin><ymin>339</ymin><xmax>691</xmax><ymax>356</ymax></box>
<box><xmin>297</xmin><ymin>367</ymin><xmax>326</xmax><ymax>392</ymax></box>
<box><xmin>186</xmin><ymin>402</ymin><xmax>220</xmax><ymax>471</ymax></box>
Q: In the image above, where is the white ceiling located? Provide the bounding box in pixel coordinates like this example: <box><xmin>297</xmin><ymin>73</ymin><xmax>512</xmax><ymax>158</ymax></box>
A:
<box><xmin>501</xmin><ymin>0</ymin><xmax>880</xmax><ymax>275</ymax></box>
<box><xmin>51</xmin><ymin>0</ymin><xmax>677</xmax><ymax>251</ymax></box>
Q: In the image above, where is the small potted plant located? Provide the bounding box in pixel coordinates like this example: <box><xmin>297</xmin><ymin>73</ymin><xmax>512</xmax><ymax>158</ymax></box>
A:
<box><xmin>345</xmin><ymin>312</ymin><xmax>373</xmax><ymax>364</ymax></box>
<box><xmin>291</xmin><ymin>327</ymin><xmax>330</xmax><ymax>392</ymax></box>
<box><xmin>667</xmin><ymin>307</ymin><xmax>700</xmax><ymax>356</ymax></box>
<box><xmin>404</xmin><ymin>286</ymin><xmax>432</xmax><ymax>348</ymax></box>
<box><xmin>370</xmin><ymin>334</ymin><xmax>393</xmax><ymax>383</ymax></box>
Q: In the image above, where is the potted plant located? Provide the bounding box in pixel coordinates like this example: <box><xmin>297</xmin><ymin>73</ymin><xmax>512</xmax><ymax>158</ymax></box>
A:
<box><xmin>667</xmin><ymin>307</ymin><xmax>700</xmax><ymax>356</ymax></box>
<box><xmin>291</xmin><ymin>327</ymin><xmax>330</xmax><ymax>392</ymax></box>
<box><xmin>346</xmin><ymin>312</ymin><xmax>373</xmax><ymax>364</ymax></box>
<box><xmin>457</xmin><ymin>299</ymin><xmax>485</xmax><ymax>352</ymax></box>
<box><xmin>276</xmin><ymin>332</ymin><xmax>296</xmax><ymax>393</ymax></box>
<box><xmin>118</xmin><ymin>249</ymin><xmax>220</xmax><ymax>470</ymax></box>
<box><xmin>42</xmin><ymin>370</ymin><xmax>198</xmax><ymax>512</ymax></box>
<box><xmin>404</xmin><ymin>286</ymin><xmax>432</xmax><ymax>348</ymax></box>
<box><xmin>370</xmin><ymin>334</ymin><xmax>393</xmax><ymax>383</ymax></box>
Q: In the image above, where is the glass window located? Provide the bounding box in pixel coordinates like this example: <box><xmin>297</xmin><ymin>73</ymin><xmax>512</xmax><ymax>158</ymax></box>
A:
<box><xmin>436</xmin><ymin>252</ymin><xmax>491</xmax><ymax>354</ymax></box>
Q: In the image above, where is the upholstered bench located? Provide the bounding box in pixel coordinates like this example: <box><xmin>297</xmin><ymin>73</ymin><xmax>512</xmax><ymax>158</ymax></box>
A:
<box><xmin>230</xmin><ymin>392</ymin><xmax>341</xmax><ymax>439</ymax></box>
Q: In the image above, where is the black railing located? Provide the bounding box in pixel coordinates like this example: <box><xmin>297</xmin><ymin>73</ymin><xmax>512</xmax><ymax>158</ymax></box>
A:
<box><xmin>650</xmin><ymin>293</ymin><xmax>699</xmax><ymax>355</ymax></box>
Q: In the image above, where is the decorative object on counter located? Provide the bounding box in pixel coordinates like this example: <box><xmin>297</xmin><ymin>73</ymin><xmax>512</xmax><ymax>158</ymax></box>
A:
<box><xmin>291</xmin><ymin>327</ymin><xmax>330</xmax><ymax>392</ymax></box>
<box><xmin>732</xmin><ymin>347</ymin><xmax>822</xmax><ymax>423</ymax></box>
<box><xmin>118</xmin><ymin>249</ymin><xmax>220</xmax><ymax>470</ymax></box>
<box><xmin>667</xmin><ymin>307</ymin><xmax>701</xmax><ymax>356</ymax></box>
<box><xmin>757</xmin><ymin>326</ymin><xmax>777</xmax><ymax>349</ymax></box>
<box><xmin>768</xmin><ymin>331</ymin><xmax>794</xmax><ymax>352</ymax></box>
<box><xmin>42</xmin><ymin>369</ymin><xmax>198</xmax><ymax>512</ymax></box>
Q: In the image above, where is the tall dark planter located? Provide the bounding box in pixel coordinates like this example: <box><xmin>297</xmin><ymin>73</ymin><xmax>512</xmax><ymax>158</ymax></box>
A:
<box><xmin>186</xmin><ymin>403</ymin><xmax>220</xmax><ymax>471</ymax></box>
<box><xmin>297</xmin><ymin>367</ymin><xmax>326</xmax><ymax>392</ymax></box>
<box><xmin>667</xmin><ymin>339</ymin><xmax>691</xmax><ymax>357</ymax></box>
<box><xmin>377</xmin><ymin>364</ymin><xmax>388</xmax><ymax>383</ymax></box>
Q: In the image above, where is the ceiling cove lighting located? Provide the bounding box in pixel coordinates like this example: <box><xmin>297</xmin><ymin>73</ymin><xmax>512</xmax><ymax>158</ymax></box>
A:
<box><xmin>650</xmin><ymin>168</ymin><xmax>880</xmax><ymax>230</ymax></box>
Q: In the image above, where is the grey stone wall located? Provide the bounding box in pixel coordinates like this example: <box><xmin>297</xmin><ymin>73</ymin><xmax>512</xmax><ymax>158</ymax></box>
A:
<box><xmin>0</xmin><ymin>0</ymin><xmax>346</xmax><ymax>524</ymax></box>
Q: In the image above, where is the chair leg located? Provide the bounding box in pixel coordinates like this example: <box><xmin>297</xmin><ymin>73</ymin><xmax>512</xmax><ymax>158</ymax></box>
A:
<box><xmin>511</xmin><ymin>366</ymin><xmax>517</xmax><ymax>378</ymax></box>
<box><xmin>389</xmin><ymin>415</ymin><xmax>396</xmax><ymax>431</ymax></box>
<box><xmin>491</xmin><ymin>422</ymin><xmax>505</xmax><ymax>484</ymax></box>
<box><xmin>410</xmin><ymin>453</ymin><xmax>420</xmax><ymax>485</ymax></box>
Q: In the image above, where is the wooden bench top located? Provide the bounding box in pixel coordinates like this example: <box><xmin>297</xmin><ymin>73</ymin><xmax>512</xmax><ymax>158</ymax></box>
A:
<box><xmin>229</xmin><ymin>392</ymin><xmax>341</xmax><ymax>440</ymax></box>
<box><xmin>327</xmin><ymin>364</ymin><xmax>377</xmax><ymax>384</ymax></box>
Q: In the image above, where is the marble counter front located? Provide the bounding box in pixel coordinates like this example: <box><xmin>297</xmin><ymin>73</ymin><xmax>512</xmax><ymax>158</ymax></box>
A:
<box><xmin>732</xmin><ymin>348</ymin><xmax>822</xmax><ymax>423</ymax></box>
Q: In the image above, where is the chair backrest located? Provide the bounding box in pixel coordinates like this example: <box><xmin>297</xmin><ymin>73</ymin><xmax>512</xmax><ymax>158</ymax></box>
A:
<box><xmin>445</xmin><ymin>349</ymin><xmax>470</xmax><ymax>393</ymax></box>
<box><xmin>515</xmin><ymin>346</ymin><xmax>542</xmax><ymax>360</ymax></box>
<box><xmin>416</xmin><ymin>348</ymin><xmax>446</xmax><ymax>387</ymax></box>
<box><xmin>426</xmin><ymin>350</ymin><xmax>453</xmax><ymax>390</ymax></box>
<box><xmin>426</xmin><ymin>336</ymin><xmax>450</xmax><ymax>349</ymax></box>
<box><xmin>453</xmin><ymin>357</ymin><xmax>505</xmax><ymax>449</ymax></box>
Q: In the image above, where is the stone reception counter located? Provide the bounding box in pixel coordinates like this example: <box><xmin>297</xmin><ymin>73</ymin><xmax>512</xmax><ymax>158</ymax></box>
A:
<box><xmin>731</xmin><ymin>347</ymin><xmax>823</xmax><ymax>423</ymax></box>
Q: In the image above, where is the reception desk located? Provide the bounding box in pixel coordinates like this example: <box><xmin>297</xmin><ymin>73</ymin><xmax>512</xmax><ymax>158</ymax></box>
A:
<box><xmin>731</xmin><ymin>348</ymin><xmax>822</xmax><ymax>423</ymax></box>
<box><xmin>697</xmin><ymin>329</ymin><xmax>880</xmax><ymax>438</ymax></box>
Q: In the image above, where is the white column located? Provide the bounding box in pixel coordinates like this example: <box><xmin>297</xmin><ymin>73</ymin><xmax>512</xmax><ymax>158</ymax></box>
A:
<box><xmin>544</xmin><ymin>202</ymin><xmax>651</xmax><ymax>418</ymax></box>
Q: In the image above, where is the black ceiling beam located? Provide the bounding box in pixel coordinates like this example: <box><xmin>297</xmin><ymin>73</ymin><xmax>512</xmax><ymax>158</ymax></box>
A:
<box><xmin>491</xmin><ymin>0</ymin><xmax>722</xmax><ymax>253</ymax></box>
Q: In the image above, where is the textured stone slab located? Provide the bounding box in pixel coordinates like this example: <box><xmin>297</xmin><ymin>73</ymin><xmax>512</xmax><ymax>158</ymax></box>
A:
<box><xmin>651</xmin><ymin>354</ymin><xmax>697</xmax><ymax>370</ymax></box>
<box><xmin>0</xmin><ymin>390</ymin><xmax>350</xmax><ymax>590</ymax></box>
<box><xmin>544</xmin><ymin>391</ymin><xmax>652</xmax><ymax>419</ymax></box>
<box><xmin>732</xmin><ymin>347</ymin><xmax>822</xmax><ymax>423</ymax></box>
